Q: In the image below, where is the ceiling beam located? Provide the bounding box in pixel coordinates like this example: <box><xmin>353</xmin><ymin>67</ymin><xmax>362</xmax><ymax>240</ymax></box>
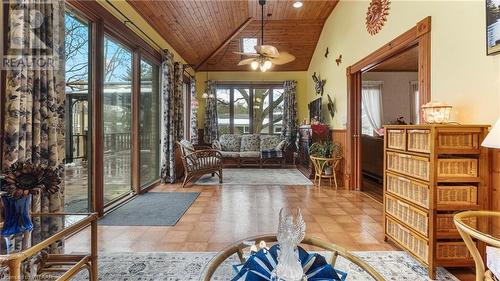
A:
<box><xmin>195</xmin><ymin>17</ymin><xmax>253</xmax><ymax>70</ymax></box>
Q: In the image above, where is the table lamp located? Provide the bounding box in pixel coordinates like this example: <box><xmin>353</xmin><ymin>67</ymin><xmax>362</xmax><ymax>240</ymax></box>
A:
<box><xmin>482</xmin><ymin>119</ymin><xmax>500</xmax><ymax>148</ymax></box>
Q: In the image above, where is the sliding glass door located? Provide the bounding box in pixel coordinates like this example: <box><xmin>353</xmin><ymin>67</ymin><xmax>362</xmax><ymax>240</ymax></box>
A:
<box><xmin>64</xmin><ymin>9</ymin><xmax>91</xmax><ymax>212</ymax></box>
<box><xmin>139</xmin><ymin>59</ymin><xmax>160</xmax><ymax>188</ymax></box>
<box><xmin>103</xmin><ymin>36</ymin><xmax>133</xmax><ymax>204</ymax></box>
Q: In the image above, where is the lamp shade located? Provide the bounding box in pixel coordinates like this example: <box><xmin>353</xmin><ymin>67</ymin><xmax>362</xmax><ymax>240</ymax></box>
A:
<box><xmin>482</xmin><ymin>119</ymin><xmax>500</xmax><ymax>149</ymax></box>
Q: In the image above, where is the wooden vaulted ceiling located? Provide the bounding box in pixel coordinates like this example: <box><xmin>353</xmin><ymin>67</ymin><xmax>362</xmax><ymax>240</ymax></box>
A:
<box><xmin>127</xmin><ymin>0</ymin><xmax>338</xmax><ymax>71</ymax></box>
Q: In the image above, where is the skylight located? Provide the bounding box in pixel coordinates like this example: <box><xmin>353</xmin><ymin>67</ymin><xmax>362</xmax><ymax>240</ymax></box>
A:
<box><xmin>241</xmin><ymin>37</ymin><xmax>258</xmax><ymax>54</ymax></box>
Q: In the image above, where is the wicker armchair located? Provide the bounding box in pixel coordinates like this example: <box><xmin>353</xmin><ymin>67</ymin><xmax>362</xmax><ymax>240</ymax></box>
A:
<box><xmin>178</xmin><ymin>141</ymin><xmax>223</xmax><ymax>188</ymax></box>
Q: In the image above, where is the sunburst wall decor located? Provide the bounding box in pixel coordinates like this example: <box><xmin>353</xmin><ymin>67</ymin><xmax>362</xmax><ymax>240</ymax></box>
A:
<box><xmin>366</xmin><ymin>0</ymin><xmax>390</xmax><ymax>35</ymax></box>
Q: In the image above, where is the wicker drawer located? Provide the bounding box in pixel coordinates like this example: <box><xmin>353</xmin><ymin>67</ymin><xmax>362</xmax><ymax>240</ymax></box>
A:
<box><xmin>437</xmin><ymin>158</ymin><xmax>478</xmax><ymax>178</ymax></box>
<box><xmin>387</xmin><ymin>129</ymin><xmax>406</xmax><ymax>150</ymax></box>
<box><xmin>408</xmin><ymin>130</ymin><xmax>431</xmax><ymax>153</ymax></box>
<box><xmin>436</xmin><ymin>185</ymin><xmax>478</xmax><ymax>206</ymax></box>
<box><xmin>387</xmin><ymin>152</ymin><xmax>430</xmax><ymax>181</ymax></box>
<box><xmin>386</xmin><ymin>173</ymin><xmax>430</xmax><ymax>209</ymax></box>
<box><xmin>436</xmin><ymin>213</ymin><xmax>477</xmax><ymax>234</ymax></box>
<box><xmin>436</xmin><ymin>242</ymin><xmax>474</xmax><ymax>261</ymax></box>
<box><xmin>438</xmin><ymin>132</ymin><xmax>480</xmax><ymax>150</ymax></box>
<box><xmin>386</xmin><ymin>217</ymin><xmax>429</xmax><ymax>263</ymax></box>
<box><xmin>385</xmin><ymin>195</ymin><xmax>429</xmax><ymax>237</ymax></box>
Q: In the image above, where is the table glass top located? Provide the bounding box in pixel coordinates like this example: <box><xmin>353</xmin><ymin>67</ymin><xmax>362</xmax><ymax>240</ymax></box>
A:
<box><xmin>0</xmin><ymin>214</ymin><xmax>91</xmax><ymax>255</ymax></box>
<box><xmin>456</xmin><ymin>212</ymin><xmax>500</xmax><ymax>241</ymax></box>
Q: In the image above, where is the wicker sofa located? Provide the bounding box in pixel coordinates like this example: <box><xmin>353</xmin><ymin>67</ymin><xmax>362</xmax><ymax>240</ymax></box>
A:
<box><xmin>213</xmin><ymin>134</ymin><xmax>287</xmax><ymax>167</ymax></box>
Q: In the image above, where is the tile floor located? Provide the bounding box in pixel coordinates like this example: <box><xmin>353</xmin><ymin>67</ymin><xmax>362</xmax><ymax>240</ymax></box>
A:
<box><xmin>65</xmin><ymin>182</ymin><xmax>474</xmax><ymax>280</ymax></box>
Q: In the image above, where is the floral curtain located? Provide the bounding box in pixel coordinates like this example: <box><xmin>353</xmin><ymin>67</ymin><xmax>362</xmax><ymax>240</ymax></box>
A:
<box><xmin>190</xmin><ymin>77</ymin><xmax>199</xmax><ymax>144</ymax></box>
<box><xmin>281</xmin><ymin>80</ymin><xmax>298</xmax><ymax>145</ymax></box>
<box><xmin>203</xmin><ymin>81</ymin><xmax>218</xmax><ymax>144</ymax></box>
<box><xmin>160</xmin><ymin>51</ymin><xmax>184</xmax><ymax>183</ymax></box>
<box><xmin>2</xmin><ymin>0</ymin><xmax>65</xmax><ymax>253</ymax></box>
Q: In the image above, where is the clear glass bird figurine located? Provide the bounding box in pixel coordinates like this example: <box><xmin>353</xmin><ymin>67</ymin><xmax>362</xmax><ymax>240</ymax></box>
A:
<box><xmin>271</xmin><ymin>207</ymin><xmax>307</xmax><ymax>281</ymax></box>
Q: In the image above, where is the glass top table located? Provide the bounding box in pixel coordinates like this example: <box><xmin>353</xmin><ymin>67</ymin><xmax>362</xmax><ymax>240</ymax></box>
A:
<box><xmin>0</xmin><ymin>213</ymin><xmax>98</xmax><ymax>280</ymax></box>
<box><xmin>454</xmin><ymin>211</ymin><xmax>500</xmax><ymax>281</ymax></box>
<box><xmin>0</xmin><ymin>213</ymin><xmax>92</xmax><ymax>255</ymax></box>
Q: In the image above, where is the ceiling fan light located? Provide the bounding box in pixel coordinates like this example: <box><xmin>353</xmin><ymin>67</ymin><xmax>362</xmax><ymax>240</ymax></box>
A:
<box><xmin>263</xmin><ymin>60</ymin><xmax>272</xmax><ymax>70</ymax></box>
<box><xmin>293</xmin><ymin>1</ymin><xmax>303</xmax><ymax>8</ymax></box>
<box><xmin>251</xmin><ymin>61</ymin><xmax>259</xmax><ymax>70</ymax></box>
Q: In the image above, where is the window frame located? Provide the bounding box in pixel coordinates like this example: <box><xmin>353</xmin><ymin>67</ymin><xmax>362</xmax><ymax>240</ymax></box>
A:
<box><xmin>216</xmin><ymin>83</ymin><xmax>284</xmax><ymax>135</ymax></box>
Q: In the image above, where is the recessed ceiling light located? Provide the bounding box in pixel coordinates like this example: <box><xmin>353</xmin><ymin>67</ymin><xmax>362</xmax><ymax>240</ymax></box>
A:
<box><xmin>293</xmin><ymin>1</ymin><xmax>303</xmax><ymax>8</ymax></box>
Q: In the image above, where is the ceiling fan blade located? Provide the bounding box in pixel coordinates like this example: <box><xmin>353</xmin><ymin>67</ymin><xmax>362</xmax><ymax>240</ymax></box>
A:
<box><xmin>269</xmin><ymin>52</ymin><xmax>296</xmax><ymax>65</ymax></box>
<box><xmin>255</xmin><ymin>45</ymin><xmax>279</xmax><ymax>58</ymax></box>
<box><xmin>233</xmin><ymin>51</ymin><xmax>260</xmax><ymax>57</ymax></box>
<box><xmin>237</xmin><ymin>58</ymin><xmax>257</xmax><ymax>66</ymax></box>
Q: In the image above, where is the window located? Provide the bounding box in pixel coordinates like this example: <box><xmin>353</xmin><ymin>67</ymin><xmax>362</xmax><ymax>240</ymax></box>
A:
<box><xmin>241</xmin><ymin>37</ymin><xmax>258</xmax><ymax>54</ymax></box>
<box><xmin>64</xmin><ymin>9</ymin><xmax>91</xmax><ymax>212</ymax></box>
<box><xmin>103</xmin><ymin>36</ymin><xmax>133</xmax><ymax>204</ymax></box>
<box><xmin>139</xmin><ymin>59</ymin><xmax>160</xmax><ymax>188</ymax></box>
<box><xmin>216</xmin><ymin>84</ymin><xmax>284</xmax><ymax>135</ymax></box>
<box><xmin>361</xmin><ymin>81</ymin><xmax>383</xmax><ymax>136</ymax></box>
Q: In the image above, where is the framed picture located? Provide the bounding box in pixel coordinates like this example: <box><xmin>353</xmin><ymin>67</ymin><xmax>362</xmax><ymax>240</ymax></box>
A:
<box><xmin>487</xmin><ymin>0</ymin><xmax>500</xmax><ymax>55</ymax></box>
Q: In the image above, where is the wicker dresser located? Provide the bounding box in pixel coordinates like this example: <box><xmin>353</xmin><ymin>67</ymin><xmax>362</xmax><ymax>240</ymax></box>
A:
<box><xmin>383</xmin><ymin>124</ymin><xmax>490</xmax><ymax>279</ymax></box>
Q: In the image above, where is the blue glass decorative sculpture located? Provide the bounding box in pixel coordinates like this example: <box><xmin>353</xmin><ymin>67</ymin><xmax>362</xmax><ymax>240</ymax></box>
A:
<box><xmin>1</xmin><ymin>194</ymin><xmax>33</xmax><ymax>236</ymax></box>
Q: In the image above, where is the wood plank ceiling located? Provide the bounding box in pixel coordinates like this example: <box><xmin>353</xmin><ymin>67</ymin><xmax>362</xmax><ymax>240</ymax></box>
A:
<box><xmin>127</xmin><ymin>0</ymin><xmax>338</xmax><ymax>71</ymax></box>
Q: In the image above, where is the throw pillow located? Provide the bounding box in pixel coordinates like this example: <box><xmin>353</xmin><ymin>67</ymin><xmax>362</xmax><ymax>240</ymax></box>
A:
<box><xmin>276</xmin><ymin>140</ymin><xmax>286</xmax><ymax>151</ymax></box>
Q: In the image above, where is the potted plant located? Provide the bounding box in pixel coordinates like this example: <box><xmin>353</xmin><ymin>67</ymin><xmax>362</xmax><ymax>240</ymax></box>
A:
<box><xmin>308</xmin><ymin>142</ymin><xmax>342</xmax><ymax>175</ymax></box>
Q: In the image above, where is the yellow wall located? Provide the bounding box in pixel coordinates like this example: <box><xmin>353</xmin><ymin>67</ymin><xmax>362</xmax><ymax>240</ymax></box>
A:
<box><xmin>308</xmin><ymin>0</ymin><xmax>500</xmax><ymax>129</ymax></box>
<box><xmin>195</xmin><ymin>71</ymin><xmax>309</xmax><ymax>128</ymax></box>
<box><xmin>97</xmin><ymin>0</ymin><xmax>191</xmax><ymax>69</ymax></box>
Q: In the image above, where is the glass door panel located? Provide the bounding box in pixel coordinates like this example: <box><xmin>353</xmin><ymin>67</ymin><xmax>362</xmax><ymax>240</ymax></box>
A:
<box><xmin>103</xmin><ymin>36</ymin><xmax>133</xmax><ymax>204</ymax></box>
<box><xmin>64</xmin><ymin>10</ymin><xmax>91</xmax><ymax>212</ymax></box>
<box><xmin>139</xmin><ymin>60</ymin><xmax>160</xmax><ymax>188</ymax></box>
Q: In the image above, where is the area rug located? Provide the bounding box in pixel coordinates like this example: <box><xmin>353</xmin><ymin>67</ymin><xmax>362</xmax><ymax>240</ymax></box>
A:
<box><xmin>99</xmin><ymin>192</ymin><xmax>199</xmax><ymax>226</ymax></box>
<box><xmin>195</xmin><ymin>168</ymin><xmax>313</xmax><ymax>185</ymax></box>
<box><xmin>72</xmin><ymin>251</ymin><xmax>459</xmax><ymax>281</ymax></box>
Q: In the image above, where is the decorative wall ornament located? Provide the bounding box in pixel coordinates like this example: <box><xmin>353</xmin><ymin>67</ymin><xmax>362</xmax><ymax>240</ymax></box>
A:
<box><xmin>312</xmin><ymin>72</ymin><xmax>326</xmax><ymax>96</ymax></box>
<box><xmin>365</xmin><ymin>0</ymin><xmax>390</xmax><ymax>35</ymax></box>
<box><xmin>327</xmin><ymin>94</ymin><xmax>337</xmax><ymax>118</ymax></box>
<box><xmin>324</xmin><ymin>47</ymin><xmax>329</xmax><ymax>58</ymax></box>
<box><xmin>335</xmin><ymin>55</ymin><xmax>342</xmax><ymax>66</ymax></box>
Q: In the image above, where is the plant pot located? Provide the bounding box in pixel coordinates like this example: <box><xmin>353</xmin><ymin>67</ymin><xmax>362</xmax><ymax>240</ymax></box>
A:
<box><xmin>1</xmin><ymin>194</ymin><xmax>33</xmax><ymax>236</ymax></box>
<box><xmin>324</xmin><ymin>166</ymin><xmax>333</xmax><ymax>176</ymax></box>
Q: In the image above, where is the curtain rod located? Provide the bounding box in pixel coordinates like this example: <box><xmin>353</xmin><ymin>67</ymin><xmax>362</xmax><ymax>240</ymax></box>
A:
<box><xmin>105</xmin><ymin>0</ymin><xmax>167</xmax><ymax>54</ymax></box>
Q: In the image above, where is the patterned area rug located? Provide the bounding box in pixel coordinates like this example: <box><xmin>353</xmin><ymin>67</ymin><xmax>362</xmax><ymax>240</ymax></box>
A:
<box><xmin>73</xmin><ymin>251</ymin><xmax>459</xmax><ymax>281</ymax></box>
<box><xmin>195</xmin><ymin>168</ymin><xmax>313</xmax><ymax>185</ymax></box>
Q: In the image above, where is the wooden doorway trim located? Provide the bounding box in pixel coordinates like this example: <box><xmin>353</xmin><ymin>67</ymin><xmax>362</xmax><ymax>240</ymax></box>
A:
<box><xmin>345</xmin><ymin>17</ymin><xmax>431</xmax><ymax>190</ymax></box>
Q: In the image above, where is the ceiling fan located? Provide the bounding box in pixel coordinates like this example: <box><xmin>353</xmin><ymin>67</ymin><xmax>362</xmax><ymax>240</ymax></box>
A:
<box><xmin>235</xmin><ymin>0</ymin><xmax>296</xmax><ymax>72</ymax></box>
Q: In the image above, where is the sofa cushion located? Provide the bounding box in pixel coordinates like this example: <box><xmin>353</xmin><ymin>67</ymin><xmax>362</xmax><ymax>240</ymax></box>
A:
<box><xmin>219</xmin><ymin>134</ymin><xmax>241</xmax><ymax>152</ymax></box>
<box><xmin>239</xmin><ymin>151</ymin><xmax>260</xmax><ymax>158</ymax></box>
<box><xmin>240</xmin><ymin>134</ymin><xmax>261</xmax><ymax>152</ymax></box>
<box><xmin>487</xmin><ymin>246</ymin><xmax>500</xmax><ymax>279</ymax></box>
<box><xmin>220</xmin><ymin>151</ymin><xmax>240</xmax><ymax>158</ymax></box>
<box><xmin>261</xmin><ymin>149</ymin><xmax>283</xmax><ymax>159</ymax></box>
<box><xmin>260</xmin><ymin>135</ymin><xmax>282</xmax><ymax>151</ymax></box>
